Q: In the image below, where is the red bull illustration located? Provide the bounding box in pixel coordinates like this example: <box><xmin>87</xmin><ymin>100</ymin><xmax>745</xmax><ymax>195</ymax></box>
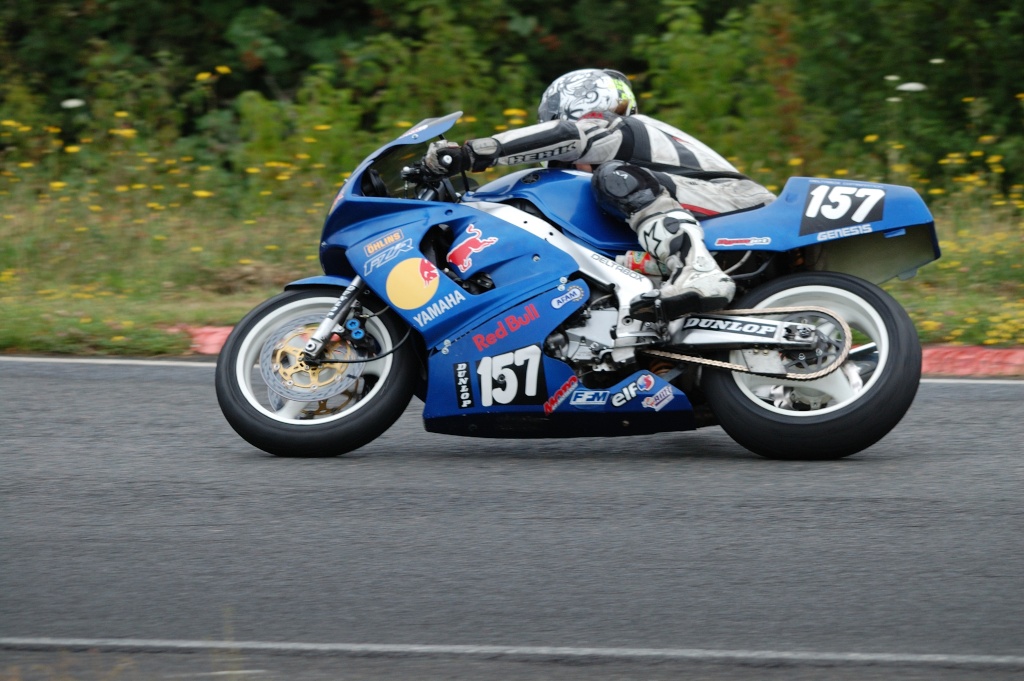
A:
<box><xmin>385</xmin><ymin>258</ymin><xmax>441</xmax><ymax>310</ymax></box>
<box><xmin>419</xmin><ymin>258</ymin><xmax>439</xmax><ymax>286</ymax></box>
<box><xmin>446</xmin><ymin>224</ymin><xmax>498</xmax><ymax>273</ymax></box>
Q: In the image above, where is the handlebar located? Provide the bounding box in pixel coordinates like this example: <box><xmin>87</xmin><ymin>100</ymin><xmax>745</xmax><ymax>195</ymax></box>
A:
<box><xmin>401</xmin><ymin>162</ymin><xmax>458</xmax><ymax>202</ymax></box>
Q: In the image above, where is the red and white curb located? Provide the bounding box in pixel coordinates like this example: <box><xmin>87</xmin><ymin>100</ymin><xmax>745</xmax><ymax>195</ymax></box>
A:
<box><xmin>920</xmin><ymin>346</ymin><xmax>1024</xmax><ymax>378</ymax></box>
<box><xmin>179</xmin><ymin>326</ymin><xmax>1024</xmax><ymax>378</ymax></box>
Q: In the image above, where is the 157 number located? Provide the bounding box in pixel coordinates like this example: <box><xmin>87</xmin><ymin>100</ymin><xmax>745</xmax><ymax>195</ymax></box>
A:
<box><xmin>477</xmin><ymin>345</ymin><xmax>542</xmax><ymax>407</ymax></box>
<box><xmin>805</xmin><ymin>185</ymin><xmax>885</xmax><ymax>223</ymax></box>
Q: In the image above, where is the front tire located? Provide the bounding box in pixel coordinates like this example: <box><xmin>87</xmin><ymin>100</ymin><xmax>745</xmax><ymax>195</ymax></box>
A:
<box><xmin>702</xmin><ymin>272</ymin><xmax>921</xmax><ymax>460</ymax></box>
<box><xmin>215</xmin><ymin>289</ymin><xmax>418</xmax><ymax>457</ymax></box>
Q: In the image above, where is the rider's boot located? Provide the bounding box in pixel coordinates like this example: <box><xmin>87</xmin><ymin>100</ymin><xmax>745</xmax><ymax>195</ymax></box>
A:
<box><xmin>633</xmin><ymin>206</ymin><xmax>735</xmax><ymax>318</ymax></box>
<box><xmin>591</xmin><ymin>161</ymin><xmax>734</xmax><ymax>319</ymax></box>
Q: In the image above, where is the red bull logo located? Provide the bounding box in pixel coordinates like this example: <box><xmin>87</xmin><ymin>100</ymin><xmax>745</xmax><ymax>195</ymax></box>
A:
<box><xmin>447</xmin><ymin>225</ymin><xmax>498</xmax><ymax>273</ymax></box>
<box><xmin>472</xmin><ymin>303</ymin><xmax>541</xmax><ymax>351</ymax></box>
<box><xmin>385</xmin><ymin>258</ymin><xmax>441</xmax><ymax>310</ymax></box>
<box><xmin>419</xmin><ymin>259</ymin><xmax>439</xmax><ymax>286</ymax></box>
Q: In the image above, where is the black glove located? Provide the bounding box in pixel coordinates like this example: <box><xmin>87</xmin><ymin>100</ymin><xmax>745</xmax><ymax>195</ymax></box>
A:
<box><xmin>423</xmin><ymin>140</ymin><xmax>470</xmax><ymax>176</ymax></box>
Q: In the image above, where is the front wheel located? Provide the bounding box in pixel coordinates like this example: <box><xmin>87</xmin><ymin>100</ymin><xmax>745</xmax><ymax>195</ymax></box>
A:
<box><xmin>215</xmin><ymin>288</ymin><xmax>418</xmax><ymax>457</ymax></box>
<box><xmin>702</xmin><ymin>272</ymin><xmax>921</xmax><ymax>460</ymax></box>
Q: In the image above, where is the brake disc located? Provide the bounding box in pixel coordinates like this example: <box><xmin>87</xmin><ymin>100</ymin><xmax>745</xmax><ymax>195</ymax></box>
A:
<box><xmin>259</xmin><ymin>314</ymin><xmax>366</xmax><ymax>402</ymax></box>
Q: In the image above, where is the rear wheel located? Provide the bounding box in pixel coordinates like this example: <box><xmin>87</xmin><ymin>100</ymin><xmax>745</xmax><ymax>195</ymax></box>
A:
<box><xmin>215</xmin><ymin>289</ymin><xmax>418</xmax><ymax>457</ymax></box>
<box><xmin>702</xmin><ymin>272</ymin><xmax>921</xmax><ymax>460</ymax></box>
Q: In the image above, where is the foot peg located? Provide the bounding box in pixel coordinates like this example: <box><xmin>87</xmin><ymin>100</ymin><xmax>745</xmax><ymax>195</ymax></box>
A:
<box><xmin>629</xmin><ymin>291</ymin><xmax>729</xmax><ymax>322</ymax></box>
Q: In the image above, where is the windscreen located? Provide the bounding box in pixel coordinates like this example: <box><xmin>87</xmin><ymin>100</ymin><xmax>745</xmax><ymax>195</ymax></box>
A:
<box><xmin>359</xmin><ymin>141</ymin><xmax>433</xmax><ymax>198</ymax></box>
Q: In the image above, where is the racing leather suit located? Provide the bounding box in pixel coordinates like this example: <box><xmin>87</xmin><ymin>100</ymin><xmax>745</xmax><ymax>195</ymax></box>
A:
<box><xmin>445</xmin><ymin>112</ymin><xmax>777</xmax><ymax>314</ymax></box>
<box><xmin>463</xmin><ymin>112</ymin><xmax>775</xmax><ymax>217</ymax></box>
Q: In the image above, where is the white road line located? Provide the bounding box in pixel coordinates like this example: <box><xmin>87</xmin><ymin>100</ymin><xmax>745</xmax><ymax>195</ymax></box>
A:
<box><xmin>1</xmin><ymin>638</ymin><xmax>1022</xmax><ymax>667</ymax></box>
<box><xmin>0</xmin><ymin>356</ymin><xmax>215</xmax><ymax>368</ymax></box>
<box><xmin>921</xmin><ymin>377</ymin><xmax>1023</xmax><ymax>385</ymax></box>
<box><xmin>163</xmin><ymin>672</ymin><xmax>267</xmax><ymax>678</ymax></box>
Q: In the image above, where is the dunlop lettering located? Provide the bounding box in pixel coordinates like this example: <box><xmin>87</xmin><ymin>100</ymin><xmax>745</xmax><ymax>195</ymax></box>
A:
<box><xmin>682</xmin><ymin>317</ymin><xmax>778</xmax><ymax>338</ymax></box>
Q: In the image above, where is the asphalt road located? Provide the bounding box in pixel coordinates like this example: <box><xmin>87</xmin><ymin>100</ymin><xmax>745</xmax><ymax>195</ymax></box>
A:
<box><xmin>1</xmin><ymin>358</ymin><xmax>1023</xmax><ymax>681</ymax></box>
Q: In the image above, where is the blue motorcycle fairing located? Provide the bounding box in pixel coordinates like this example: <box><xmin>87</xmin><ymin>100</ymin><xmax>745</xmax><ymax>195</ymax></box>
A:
<box><xmin>285</xmin><ymin>274</ymin><xmax>353</xmax><ymax>290</ymax></box>
<box><xmin>423</xmin><ymin>285</ymin><xmax>585</xmax><ymax>420</ymax></box>
<box><xmin>423</xmin><ymin>283</ymin><xmax>694</xmax><ymax>437</ymax></box>
<box><xmin>469</xmin><ymin>169</ymin><xmax>938</xmax><ymax>258</ymax></box>
<box><xmin>340</xmin><ymin>201</ymin><xmax>579</xmax><ymax>349</ymax></box>
<box><xmin>700</xmin><ymin>177</ymin><xmax>938</xmax><ymax>254</ymax></box>
<box><xmin>467</xmin><ymin>168</ymin><xmax>639</xmax><ymax>255</ymax></box>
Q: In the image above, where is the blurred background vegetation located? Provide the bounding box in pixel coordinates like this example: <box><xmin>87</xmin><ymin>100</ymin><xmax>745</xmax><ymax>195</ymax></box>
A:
<box><xmin>0</xmin><ymin>0</ymin><xmax>1021</xmax><ymax>353</ymax></box>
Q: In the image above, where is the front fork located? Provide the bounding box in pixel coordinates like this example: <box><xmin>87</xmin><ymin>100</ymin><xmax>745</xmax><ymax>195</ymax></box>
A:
<box><xmin>303</xmin><ymin>276</ymin><xmax>366</xmax><ymax>358</ymax></box>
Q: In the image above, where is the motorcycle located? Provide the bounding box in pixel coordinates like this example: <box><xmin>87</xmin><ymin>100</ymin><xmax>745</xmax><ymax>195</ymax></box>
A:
<box><xmin>215</xmin><ymin>111</ymin><xmax>940</xmax><ymax>460</ymax></box>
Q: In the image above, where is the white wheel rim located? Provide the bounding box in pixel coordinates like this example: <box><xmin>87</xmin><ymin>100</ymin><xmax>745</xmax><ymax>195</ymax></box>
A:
<box><xmin>233</xmin><ymin>297</ymin><xmax>395</xmax><ymax>425</ymax></box>
<box><xmin>729</xmin><ymin>285</ymin><xmax>890</xmax><ymax>417</ymax></box>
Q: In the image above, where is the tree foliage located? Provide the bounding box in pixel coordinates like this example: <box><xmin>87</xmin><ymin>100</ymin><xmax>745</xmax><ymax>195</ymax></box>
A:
<box><xmin>2</xmin><ymin>0</ymin><xmax>1023</xmax><ymax>188</ymax></box>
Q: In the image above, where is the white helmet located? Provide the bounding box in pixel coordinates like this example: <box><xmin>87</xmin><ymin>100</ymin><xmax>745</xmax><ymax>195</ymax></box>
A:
<box><xmin>537</xmin><ymin>68</ymin><xmax>638</xmax><ymax>122</ymax></box>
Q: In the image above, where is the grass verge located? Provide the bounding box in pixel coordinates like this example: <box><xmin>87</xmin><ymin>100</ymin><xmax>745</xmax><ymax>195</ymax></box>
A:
<box><xmin>1</xmin><ymin>176</ymin><xmax>1021</xmax><ymax>356</ymax></box>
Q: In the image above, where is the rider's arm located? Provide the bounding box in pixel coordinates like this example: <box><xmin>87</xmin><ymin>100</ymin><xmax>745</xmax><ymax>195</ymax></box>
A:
<box><xmin>468</xmin><ymin>114</ymin><xmax>629</xmax><ymax>169</ymax></box>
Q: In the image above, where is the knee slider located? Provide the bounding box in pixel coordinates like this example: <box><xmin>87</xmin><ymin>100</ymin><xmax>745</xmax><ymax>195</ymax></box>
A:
<box><xmin>661</xmin><ymin>213</ymin><xmax>700</xmax><ymax>234</ymax></box>
<box><xmin>592</xmin><ymin>162</ymin><xmax>664</xmax><ymax>219</ymax></box>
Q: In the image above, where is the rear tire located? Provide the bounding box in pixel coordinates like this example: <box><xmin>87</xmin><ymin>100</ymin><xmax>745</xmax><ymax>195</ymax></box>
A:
<box><xmin>702</xmin><ymin>272</ymin><xmax>921</xmax><ymax>460</ymax></box>
<box><xmin>215</xmin><ymin>289</ymin><xmax>418</xmax><ymax>457</ymax></box>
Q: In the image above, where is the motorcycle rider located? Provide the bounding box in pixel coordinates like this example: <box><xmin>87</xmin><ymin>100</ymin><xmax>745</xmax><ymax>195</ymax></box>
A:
<box><xmin>423</xmin><ymin>68</ymin><xmax>776</xmax><ymax>317</ymax></box>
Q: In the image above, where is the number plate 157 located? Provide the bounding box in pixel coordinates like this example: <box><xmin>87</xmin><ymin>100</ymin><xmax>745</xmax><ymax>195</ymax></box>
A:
<box><xmin>476</xmin><ymin>345</ymin><xmax>546</xmax><ymax>407</ymax></box>
<box><xmin>800</xmin><ymin>182</ymin><xmax>885</xmax><ymax>234</ymax></box>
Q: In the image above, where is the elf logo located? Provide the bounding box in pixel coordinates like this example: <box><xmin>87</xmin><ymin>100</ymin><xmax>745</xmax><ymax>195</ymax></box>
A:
<box><xmin>611</xmin><ymin>374</ymin><xmax>657</xmax><ymax>407</ymax></box>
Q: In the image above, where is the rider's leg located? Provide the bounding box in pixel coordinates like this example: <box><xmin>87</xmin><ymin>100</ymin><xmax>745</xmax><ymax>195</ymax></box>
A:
<box><xmin>592</xmin><ymin>162</ymin><xmax>734</xmax><ymax>315</ymax></box>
